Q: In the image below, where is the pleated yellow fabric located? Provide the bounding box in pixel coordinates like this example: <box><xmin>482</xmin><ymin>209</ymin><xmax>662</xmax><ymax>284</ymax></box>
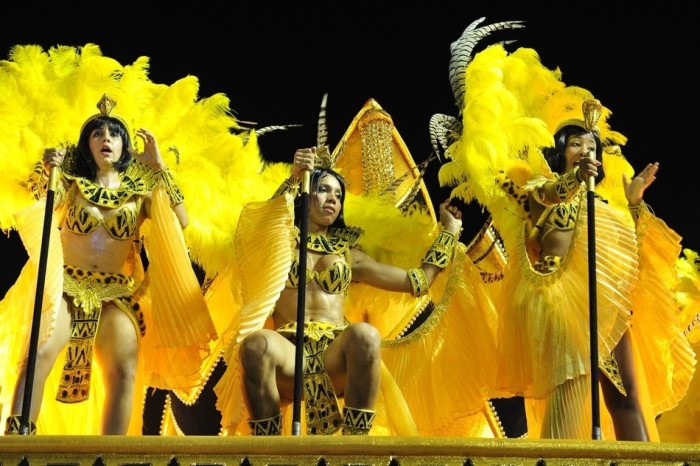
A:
<box><xmin>214</xmin><ymin>194</ymin><xmax>296</xmax><ymax>435</ymax></box>
<box><xmin>629</xmin><ymin>206</ymin><xmax>696</xmax><ymax>416</ymax></box>
<box><xmin>139</xmin><ymin>186</ymin><xmax>217</xmax><ymax>390</ymax></box>
<box><xmin>495</xmin><ymin>195</ymin><xmax>635</xmax><ymax>399</ymax></box>
<box><xmin>656</xmin><ymin>249</ymin><xmax>700</xmax><ymax>442</ymax></box>
<box><xmin>0</xmin><ymin>200</ymin><xmax>65</xmax><ymax>432</ymax></box>
<box><xmin>381</xmin><ymin>242</ymin><xmax>503</xmax><ymax>435</ymax></box>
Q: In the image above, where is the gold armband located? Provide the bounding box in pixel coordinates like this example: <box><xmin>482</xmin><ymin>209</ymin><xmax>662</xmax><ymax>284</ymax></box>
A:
<box><xmin>272</xmin><ymin>177</ymin><xmax>300</xmax><ymax>199</ymax></box>
<box><xmin>552</xmin><ymin>167</ymin><xmax>583</xmax><ymax>202</ymax></box>
<box><xmin>628</xmin><ymin>201</ymin><xmax>648</xmax><ymax>222</ymax></box>
<box><xmin>422</xmin><ymin>229</ymin><xmax>457</xmax><ymax>269</ymax></box>
<box><xmin>154</xmin><ymin>167</ymin><xmax>184</xmax><ymax>207</ymax></box>
<box><xmin>407</xmin><ymin>267</ymin><xmax>429</xmax><ymax>297</ymax></box>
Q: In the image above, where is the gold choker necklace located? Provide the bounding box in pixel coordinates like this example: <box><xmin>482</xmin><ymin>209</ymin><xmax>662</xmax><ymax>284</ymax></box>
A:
<box><xmin>305</xmin><ymin>227</ymin><xmax>362</xmax><ymax>254</ymax></box>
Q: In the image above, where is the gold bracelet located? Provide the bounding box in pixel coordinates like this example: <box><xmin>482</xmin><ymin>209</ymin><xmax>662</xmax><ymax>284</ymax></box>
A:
<box><xmin>407</xmin><ymin>267</ymin><xmax>429</xmax><ymax>297</ymax></box>
<box><xmin>628</xmin><ymin>201</ymin><xmax>647</xmax><ymax>221</ymax></box>
<box><xmin>422</xmin><ymin>229</ymin><xmax>457</xmax><ymax>269</ymax></box>
<box><xmin>154</xmin><ymin>167</ymin><xmax>184</xmax><ymax>207</ymax></box>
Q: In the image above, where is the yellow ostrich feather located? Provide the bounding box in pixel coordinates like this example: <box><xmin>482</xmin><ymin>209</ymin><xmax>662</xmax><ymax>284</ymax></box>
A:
<box><xmin>0</xmin><ymin>43</ymin><xmax>258</xmax><ymax>279</ymax></box>
<box><xmin>442</xmin><ymin>44</ymin><xmax>553</xmax><ymax>217</ymax></box>
<box><xmin>441</xmin><ymin>42</ymin><xmax>637</xmax><ymax>256</ymax></box>
<box><xmin>344</xmin><ymin>193</ymin><xmax>435</xmax><ymax>267</ymax></box>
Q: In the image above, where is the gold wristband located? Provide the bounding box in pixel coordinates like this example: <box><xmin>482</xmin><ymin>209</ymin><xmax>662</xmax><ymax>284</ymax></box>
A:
<box><xmin>628</xmin><ymin>201</ymin><xmax>647</xmax><ymax>221</ymax></box>
<box><xmin>272</xmin><ymin>177</ymin><xmax>300</xmax><ymax>199</ymax></box>
<box><xmin>422</xmin><ymin>229</ymin><xmax>457</xmax><ymax>269</ymax></box>
<box><xmin>154</xmin><ymin>167</ymin><xmax>184</xmax><ymax>207</ymax></box>
<box><xmin>407</xmin><ymin>267</ymin><xmax>429</xmax><ymax>297</ymax></box>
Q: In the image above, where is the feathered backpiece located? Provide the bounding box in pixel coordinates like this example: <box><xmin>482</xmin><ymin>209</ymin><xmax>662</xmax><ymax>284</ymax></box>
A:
<box><xmin>430</xmin><ymin>17</ymin><xmax>524</xmax><ymax>161</ymax></box>
<box><xmin>321</xmin><ymin>97</ymin><xmax>440</xmax><ymax>336</ymax></box>
<box><xmin>0</xmin><ymin>43</ymin><xmax>265</xmax><ymax>277</ymax></box>
<box><xmin>434</xmin><ymin>19</ymin><xmax>632</xmax><ymax>255</ymax></box>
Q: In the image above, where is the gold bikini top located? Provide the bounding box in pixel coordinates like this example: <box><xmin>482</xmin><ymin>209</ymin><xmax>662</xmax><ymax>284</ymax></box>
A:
<box><xmin>287</xmin><ymin>256</ymin><xmax>352</xmax><ymax>295</ymax></box>
<box><xmin>62</xmin><ymin>165</ymin><xmax>151</xmax><ymax>240</ymax></box>
<box><xmin>285</xmin><ymin>227</ymin><xmax>363</xmax><ymax>296</ymax></box>
<box><xmin>530</xmin><ymin>197</ymin><xmax>580</xmax><ymax>242</ymax></box>
<box><xmin>64</xmin><ymin>194</ymin><xmax>141</xmax><ymax>240</ymax></box>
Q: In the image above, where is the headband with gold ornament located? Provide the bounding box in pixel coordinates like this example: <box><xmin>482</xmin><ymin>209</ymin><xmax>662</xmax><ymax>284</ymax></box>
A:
<box><xmin>554</xmin><ymin>98</ymin><xmax>603</xmax><ymax>134</ymax></box>
<box><xmin>80</xmin><ymin>94</ymin><xmax>130</xmax><ymax>134</ymax></box>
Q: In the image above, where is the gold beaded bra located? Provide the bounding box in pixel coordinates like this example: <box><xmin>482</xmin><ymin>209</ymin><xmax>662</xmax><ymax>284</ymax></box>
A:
<box><xmin>63</xmin><ymin>168</ymin><xmax>151</xmax><ymax>240</ymax></box>
<box><xmin>285</xmin><ymin>228</ymin><xmax>362</xmax><ymax>296</ymax></box>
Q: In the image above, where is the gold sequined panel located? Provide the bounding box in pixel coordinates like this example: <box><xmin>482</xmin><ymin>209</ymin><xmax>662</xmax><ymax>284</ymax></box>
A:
<box><xmin>64</xmin><ymin>160</ymin><xmax>151</xmax><ymax>208</ymax></box>
<box><xmin>342</xmin><ymin>406</ymin><xmax>376</xmax><ymax>435</ymax></box>
<box><xmin>303</xmin><ymin>337</ymin><xmax>342</xmax><ymax>435</ymax></box>
<box><xmin>57</xmin><ymin>304</ymin><xmax>99</xmax><ymax>403</ymax></box>
<box><xmin>63</xmin><ymin>266</ymin><xmax>135</xmax><ymax>315</ymax></box>
<box><xmin>314</xmin><ymin>260</ymin><xmax>351</xmax><ymax>295</ymax></box>
<box><xmin>552</xmin><ymin>168</ymin><xmax>583</xmax><ymax>202</ymax></box>
<box><xmin>286</xmin><ymin>230</ymin><xmax>359</xmax><ymax>295</ymax></box>
<box><xmin>600</xmin><ymin>352</ymin><xmax>627</xmax><ymax>396</ymax></box>
<box><xmin>360</xmin><ymin>116</ymin><xmax>395</xmax><ymax>197</ymax></box>
<box><xmin>286</xmin><ymin>256</ymin><xmax>351</xmax><ymax>295</ymax></box>
<box><xmin>248</xmin><ymin>413</ymin><xmax>282</xmax><ymax>436</ymax></box>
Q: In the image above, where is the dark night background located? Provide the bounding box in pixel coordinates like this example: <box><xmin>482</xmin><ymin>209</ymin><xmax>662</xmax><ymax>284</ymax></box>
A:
<box><xmin>2</xmin><ymin>1</ymin><xmax>697</xmax><ymax>294</ymax></box>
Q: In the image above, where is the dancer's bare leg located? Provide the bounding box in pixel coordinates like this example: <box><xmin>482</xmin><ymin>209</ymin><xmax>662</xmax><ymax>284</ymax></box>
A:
<box><xmin>239</xmin><ymin>329</ymin><xmax>296</xmax><ymax>420</ymax></box>
<box><xmin>11</xmin><ymin>298</ymin><xmax>72</xmax><ymax>422</ymax></box>
<box><xmin>94</xmin><ymin>303</ymin><xmax>138</xmax><ymax>434</ymax></box>
<box><xmin>324</xmin><ymin>322</ymin><xmax>381</xmax><ymax>408</ymax></box>
<box><xmin>600</xmin><ymin>330</ymin><xmax>649</xmax><ymax>441</ymax></box>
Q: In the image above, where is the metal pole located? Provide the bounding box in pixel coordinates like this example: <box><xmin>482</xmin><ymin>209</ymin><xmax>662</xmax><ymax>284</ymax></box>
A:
<box><xmin>20</xmin><ymin>167</ymin><xmax>58</xmax><ymax>435</ymax></box>
<box><xmin>291</xmin><ymin>170</ymin><xmax>311</xmax><ymax>435</ymax></box>
<box><xmin>586</xmin><ymin>156</ymin><xmax>601</xmax><ymax>440</ymax></box>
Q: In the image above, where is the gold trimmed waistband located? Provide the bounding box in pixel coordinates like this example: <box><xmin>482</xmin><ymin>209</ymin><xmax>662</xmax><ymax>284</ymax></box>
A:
<box><xmin>63</xmin><ymin>265</ymin><xmax>135</xmax><ymax>315</ymax></box>
<box><xmin>276</xmin><ymin>321</ymin><xmax>346</xmax><ymax>342</ymax></box>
